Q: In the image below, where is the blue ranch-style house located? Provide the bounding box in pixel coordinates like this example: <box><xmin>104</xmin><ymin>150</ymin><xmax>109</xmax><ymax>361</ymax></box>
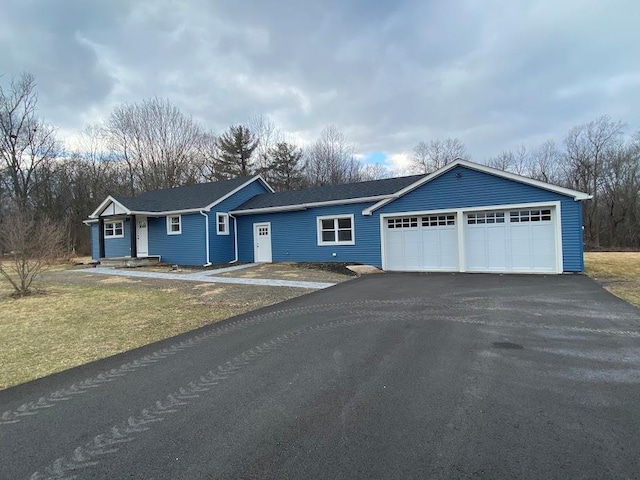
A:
<box><xmin>87</xmin><ymin>159</ymin><xmax>591</xmax><ymax>274</ymax></box>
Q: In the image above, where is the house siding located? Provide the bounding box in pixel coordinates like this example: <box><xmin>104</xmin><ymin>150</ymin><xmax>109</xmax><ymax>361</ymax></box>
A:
<box><xmin>237</xmin><ymin>202</ymin><xmax>381</xmax><ymax>265</ymax></box>
<box><xmin>90</xmin><ymin>223</ymin><xmax>99</xmax><ymax>260</ymax></box>
<box><xmin>237</xmin><ymin>165</ymin><xmax>585</xmax><ymax>272</ymax></box>
<box><xmin>147</xmin><ymin>213</ymin><xmax>207</xmax><ymax>266</ymax></box>
<box><xmin>375</xmin><ymin>165</ymin><xmax>585</xmax><ymax>272</ymax></box>
<box><xmin>103</xmin><ymin>218</ymin><xmax>132</xmax><ymax>258</ymax></box>
<box><xmin>209</xmin><ymin>180</ymin><xmax>271</xmax><ymax>264</ymax></box>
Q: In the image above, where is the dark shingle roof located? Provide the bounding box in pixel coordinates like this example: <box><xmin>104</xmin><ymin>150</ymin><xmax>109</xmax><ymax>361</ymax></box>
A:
<box><xmin>234</xmin><ymin>174</ymin><xmax>425</xmax><ymax>211</ymax></box>
<box><xmin>113</xmin><ymin>176</ymin><xmax>256</xmax><ymax>212</ymax></box>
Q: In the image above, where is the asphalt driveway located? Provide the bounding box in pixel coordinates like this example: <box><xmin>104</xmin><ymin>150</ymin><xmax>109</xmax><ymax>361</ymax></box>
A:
<box><xmin>2</xmin><ymin>273</ymin><xmax>639</xmax><ymax>479</ymax></box>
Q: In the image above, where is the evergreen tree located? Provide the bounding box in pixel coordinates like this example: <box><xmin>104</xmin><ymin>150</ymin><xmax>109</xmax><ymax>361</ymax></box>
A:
<box><xmin>214</xmin><ymin>125</ymin><xmax>258</xmax><ymax>178</ymax></box>
<box><xmin>267</xmin><ymin>142</ymin><xmax>305</xmax><ymax>191</ymax></box>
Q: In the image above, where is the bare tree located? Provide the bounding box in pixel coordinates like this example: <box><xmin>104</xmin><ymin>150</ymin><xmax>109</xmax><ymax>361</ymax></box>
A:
<box><xmin>0</xmin><ymin>73</ymin><xmax>60</xmax><ymax>210</ymax></box>
<box><xmin>304</xmin><ymin>125</ymin><xmax>363</xmax><ymax>186</ymax></box>
<box><xmin>0</xmin><ymin>207</ymin><xmax>65</xmax><ymax>296</ymax></box>
<box><xmin>411</xmin><ymin>138</ymin><xmax>468</xmax><ymax>174</ymax></box>
<box><xmin>563</xmin><ymin>115</ymin><xmax>626</xmax><ymax>247</ymax></box>
<box><xmin>527</xmin><ymin>140</ymin><xmax>561</xmax><ymax>183</ymax></box>
<box><xmin>360</xmin><ymin>162</ymin><xmax>392</xmax><ymax>181</ymax></box>
<box><xmin>485</xmin><ymin>145</ymin><xmax>528</xmax><ymax>175</ymax></box>
<box><xmin>249</xmin><ymin>114</ymin><xmax>282</xmax><ymax>179</ymax></box>
<box><xmin>106</xmin><ymin>97</ymin><xmax>206</xmax><ymax>193</ymax></box>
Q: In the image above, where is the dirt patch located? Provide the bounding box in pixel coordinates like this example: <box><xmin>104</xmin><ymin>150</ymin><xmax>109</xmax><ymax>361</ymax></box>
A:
<box><xmin>217</xmin><ymin>262</ymin><xmax>356</xmax><ymax>282</ymax></box>
<box><xmin>98</xmin><ymin>277</ymin><xmax>141</xmax><ymax>284</ymax></box>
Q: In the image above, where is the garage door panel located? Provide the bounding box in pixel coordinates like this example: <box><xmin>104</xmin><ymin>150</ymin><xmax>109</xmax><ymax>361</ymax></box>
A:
<box><xmin>384</xmin><ymin>214</ymin><xmax>457</xmax><ymax>271</ymax></box>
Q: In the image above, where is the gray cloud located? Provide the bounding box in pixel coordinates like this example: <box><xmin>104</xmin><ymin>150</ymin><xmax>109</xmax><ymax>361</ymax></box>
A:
<box><xmin>0</xmin><ymin>0</ymin><xmax>638</xmax><ymax>165</ymax></box>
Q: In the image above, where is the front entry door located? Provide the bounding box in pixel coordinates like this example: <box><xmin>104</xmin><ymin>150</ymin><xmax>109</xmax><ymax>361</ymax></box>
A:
<box><xmin>253</xmin><ymin>223</ymin><xmax>272</xmax><ymax>262</ymax></box>
<box><xmin>136</xmin><ymin>216</ymin><xmax>149</xmax><ymax>257</ymax></box>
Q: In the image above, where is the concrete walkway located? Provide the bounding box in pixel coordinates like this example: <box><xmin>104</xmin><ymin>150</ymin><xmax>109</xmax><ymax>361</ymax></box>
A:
<box><xmin>76</xmin><ymin>264</ymin><xmax>336</xmax><ymax>289</ymax></box>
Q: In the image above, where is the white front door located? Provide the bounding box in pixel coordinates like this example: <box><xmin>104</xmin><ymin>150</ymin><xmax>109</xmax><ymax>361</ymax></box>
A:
<box><xmin>136</xmin><ymin>216</ymin><xmax>149</xmax><ymax>257</ymax></box>
<box><xmin>253</xmin><ymin>222</ymin><xmax>272</xmax><ymax>263</ymax></box>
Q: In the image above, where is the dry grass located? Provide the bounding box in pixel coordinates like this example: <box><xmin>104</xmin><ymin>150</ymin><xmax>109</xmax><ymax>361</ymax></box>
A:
<box><xmin>0</xmin><ymin>280</ymin><xmax>240</xmax><ymax>390</ymax></box>
<box><xmin>584</xmin><ymin>252</ymin><xmax>640</xmax><ymax>307</ymax></box>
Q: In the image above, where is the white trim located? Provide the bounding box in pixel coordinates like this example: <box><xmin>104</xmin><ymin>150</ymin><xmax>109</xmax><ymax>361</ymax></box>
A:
<box><xmin>230</xmin><ymin>195</ymin><xmax>392</xmax><ymax>216</ymax></box>
<box><xmin>104</xmin><ymin>219</ymin><xmax>125</xmax><ymax>239</ymax></box>
<box><xmin>229</xmin><ymin>213</ymin><xmax>239</xmax><ymax>263</ymax></box>
<box><xmin>83</xmin><ymin>219</ymin><xmax>99</xmax><ymax>225</ymax></box>
<box><xmin>199</xmin><ymin>211</ymin><xmax>211</xmax><ymax>267</ymax></box>
<box><xmin>90</xmin><ymin>196</ymin><xmax>132</xmax><ymax>218</ymax></box>
<box><xmin>316</xmin><ymin>214</ymin><xmax>356</xmax><ymax>246</ymax></box>
<box><xmin>216</xmin><ymin>213</ymin><xmax>230</xmax><ymax>235</ymax></box>
<box><xmin>204</xmin><ymin>176</ymin><xmax>274</xmax><ymax>211</ymax></box>
<box><xmin>456</xmin><ymin>209</ymin><xmax>466</xmax><ymax>272</ymax></box>
<box><xmin>363</xmin><ymin>159</ymin><xmax>591</xmax><ymax>216</ymax></box>
<box><xmin>380</xmin><ymin>200</ymin><xmax>563</xmax><ymax>274</ymax></box>
<box><xmin>555</xmin><ymin>203</ymin><xmax>564</xmax><ymax>274</ymax></box>
<box><xmin>166</xmin><ymin>214</ymin><xmax>182</xmax><ymax>235</ymax></box>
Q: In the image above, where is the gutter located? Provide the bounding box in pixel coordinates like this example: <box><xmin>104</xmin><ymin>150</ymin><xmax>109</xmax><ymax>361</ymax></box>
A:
<box><xmin>229</xmin><ymin>213</ymin><xmax>239</xmax><ymax>263</ymax></box>
<box><xmin>199</xmin><ymin>210</ymin><xmax>212</xmax><ymax>267</ymax></box>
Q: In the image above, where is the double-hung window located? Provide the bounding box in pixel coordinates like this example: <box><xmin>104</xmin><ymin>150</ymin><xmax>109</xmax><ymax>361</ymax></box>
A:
<box><xmin>104</xmin><ymin>220</ymin><xmax>124</xmax><ymax>238</ymax></box>
<box><xmin>167</xmin><ymin>215</ymin><xmax>182</xmax><ymax>235</ymax></box>
<box><xmin>217</xmin><ymin>213</ymin><xmax>229</xmax><ymax>235</ymax></box>
<box><xmin>317</xmin><ymin>215</ymin><xmax>355</xmax><ymax>245</ymax></box>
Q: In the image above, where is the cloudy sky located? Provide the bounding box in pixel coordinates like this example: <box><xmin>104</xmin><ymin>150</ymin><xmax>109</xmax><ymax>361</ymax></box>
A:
<box><xmin>1</xmin><ymin>0</ymin><xmax>638</xmax><ymax>171</ymax></box>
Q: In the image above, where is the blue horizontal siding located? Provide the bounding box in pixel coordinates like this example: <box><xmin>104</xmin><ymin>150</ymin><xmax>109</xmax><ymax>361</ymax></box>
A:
<box><xmin>148</xmin><ymin>213</ymin><xmax>207</xmax><ymax>266</ymax></box>
<box><xmin>104</xmin><ymin>218</ymin><xmax>132</xmax><ymax>257</ymax></box>
<box><xmin>209</xmin><ymin>179</ymin><xmax>271</xmax><ymax>264</ymax></box>
<box><xmin>90</xmin><ymin>223</ymin><xmax>99</xmax><ymax>260</ymax></box>
<box><xmin>237</xmin><ymin>165</ymin><xmax>586</xmax><ymax>272</ymax></box>
<box><xmin>237</xmin><ymin>202</ymin><xmax>382</xmax><ymax>266</ymax></box>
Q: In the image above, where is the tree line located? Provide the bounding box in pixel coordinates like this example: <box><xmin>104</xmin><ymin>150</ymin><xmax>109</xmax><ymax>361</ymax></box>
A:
<box><xmin>409</xmin><ymin>116</ymin><xmax>640</xmax><ymax>249</ymax></box>
<box><xmin>2</xmin><ymin>72</ymin><xmax>639</xmax><ymax>258</ymax></box>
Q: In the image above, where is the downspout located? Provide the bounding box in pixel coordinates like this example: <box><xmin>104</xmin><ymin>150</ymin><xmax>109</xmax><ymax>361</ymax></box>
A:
<box><xmin>229</xmin><ymin>213</ymin><xmax>239</xmax><ymax>263</ymax></box>
<box><xmin>199</xmin><ymin>210</ymin><xmax>212</xmax><ymax>267</ymax></box>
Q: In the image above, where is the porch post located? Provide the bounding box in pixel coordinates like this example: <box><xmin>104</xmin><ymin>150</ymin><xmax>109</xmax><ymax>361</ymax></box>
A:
<box><xmin>130</xmin><ymin>215</ymin><xmax>137</xmax><ymax>258</ymax></box>
<box><xmin>98</xmin><ymin>218</ymin><xmax>105</xmax><ymax>258</ymax></box>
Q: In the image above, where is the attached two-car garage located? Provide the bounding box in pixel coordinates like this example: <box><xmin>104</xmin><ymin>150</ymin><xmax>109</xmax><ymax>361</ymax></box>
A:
<box><xmin>382</xmin><ymin>204</ymin><xmax>560</xmax><ymax>274</ymax></box>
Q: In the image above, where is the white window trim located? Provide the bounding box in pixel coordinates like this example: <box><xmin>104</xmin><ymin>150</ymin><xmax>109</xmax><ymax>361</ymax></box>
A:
<box><xmin>104</xmin><ymin>220</ymin><xmax>124</xmax><ymax>239</ymax></box>
<box><xmin>166</xmin><ymin>214</ymin><xmax>182</xmax><ymax>235</ymax></box>
<box><xmin>317</xmin><ymin>214</ymin><xmax>355</xmax><ymax>246</ymax></box>
<box><xmin>216</xmin><ymin>212</ymin><xmax>229</xmax><ymax>235</ymax></box>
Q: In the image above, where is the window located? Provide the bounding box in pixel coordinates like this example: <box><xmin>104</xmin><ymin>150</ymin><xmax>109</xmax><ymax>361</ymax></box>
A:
<box><xmin>387</xmin><ymin>217</ymin><xmax>418</xmax><ymax>229</ymax></box>
<box><xmin>166</xmin><ymin>215</ymin><xmax>182</xmax><ymax>235</ymax></box>
<box><xmin>467</xmin><ymin>212</ymin><xmax>505</xmax><ymax>225</ymax></box>
<box><xmin>422</xmin><ymin>214</ymin><xmax>456</xmax><ymax>227</ymax></box>
<box><xmin>216</xmin><ymin>213</ymin><xmax>229</xmax><ymax>235</ymax></box>
<box><xmin>104</xmin><ymin>220</ymin><xmax>124</xmax><ymax>238</ymax></box>
<box><xmin>510</xmin><ymin>209</ymin><xmax>551</xmax><ymax>223</ymax></box>
<box><xmin>317</xmin><ymin>215</ymin><xmax>355</xmax><ymax>245</ymax></box>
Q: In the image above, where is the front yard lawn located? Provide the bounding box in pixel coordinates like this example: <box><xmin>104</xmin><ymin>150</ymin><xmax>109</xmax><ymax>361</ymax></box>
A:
<box><xmin>584</xmin><ymin>252</ymin><xmax>640</xmax><ymax>307</ymax></box>
<box><xmin>0</xmin><ymin>280</ymin><xmax>234</xmax><ymax>390</ymax></box>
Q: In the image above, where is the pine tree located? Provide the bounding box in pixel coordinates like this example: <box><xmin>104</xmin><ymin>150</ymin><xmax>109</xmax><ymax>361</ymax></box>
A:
<box><xmin>267</xmin><ymin>142</ymin><xmax>305</xmax><ymax>191</ymax></box>
<box><xmin>214</xmin><ymin>125</ymin><xmax>258</xmax><ymax>178</ymax></box>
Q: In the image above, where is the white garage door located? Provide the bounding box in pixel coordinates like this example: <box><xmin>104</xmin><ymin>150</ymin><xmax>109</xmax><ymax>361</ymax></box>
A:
<box><xmin>465</xmin><ymin>208</ymin><xmax>557</xmax><ymax>273</ymax></box>
<box><xmin>384</xmin><ymin>214</ymin><xmax>458</xmax><ymax>271</ymax></box>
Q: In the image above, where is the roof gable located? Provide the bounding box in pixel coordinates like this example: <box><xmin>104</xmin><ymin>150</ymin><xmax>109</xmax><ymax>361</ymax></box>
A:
<box><xmin>363</xmin><ymin>159</ymin><xmax>591</xmax><ymax>215</ymax></box>
<box><xmin>89</xmin><ymin>176</ymin><xmax>273</xmax><ymax>218</ymax></box>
